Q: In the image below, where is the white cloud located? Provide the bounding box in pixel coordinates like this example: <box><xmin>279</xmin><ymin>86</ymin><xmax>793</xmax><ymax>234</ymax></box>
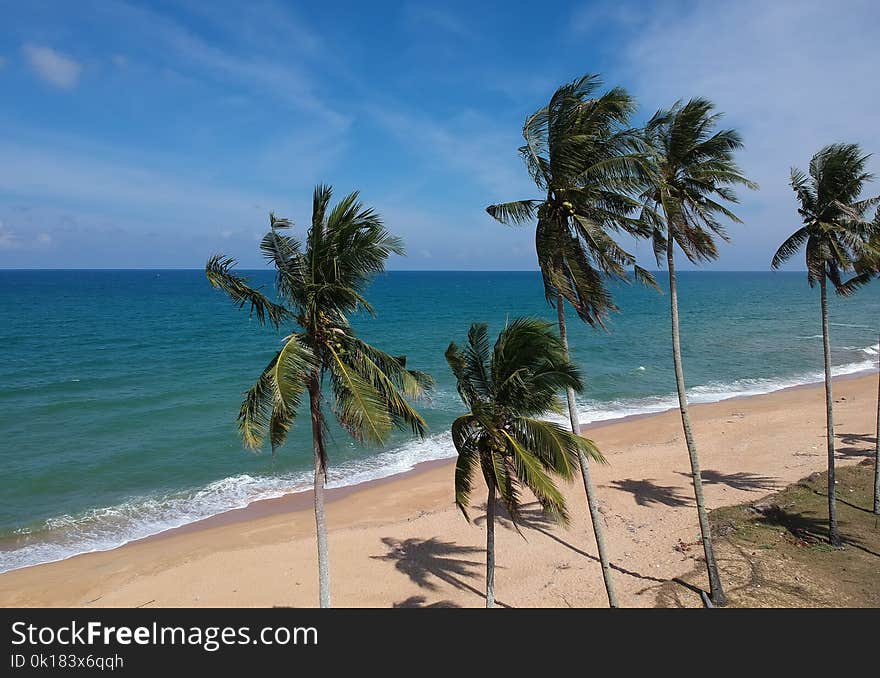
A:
<box><xmin>22</xmin><ymin>45</ymin><xmax>82</xmax><ymax>89</ymax></box>
<box><xmin>0</xmin><ymin>221</ymin><xmax>18</xmax><ymax>249</ymax></box>
<box><xmin>0</xmin><ymin>220</ymin><xmax>54</xmax><ymax>250</ymax></box>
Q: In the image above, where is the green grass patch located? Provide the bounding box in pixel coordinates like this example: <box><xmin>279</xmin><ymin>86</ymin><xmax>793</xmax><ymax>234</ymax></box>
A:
<box><xmin>658</xmin><ymin>460</ymin><xmax>880</xmax><ymax>607</ymax></box>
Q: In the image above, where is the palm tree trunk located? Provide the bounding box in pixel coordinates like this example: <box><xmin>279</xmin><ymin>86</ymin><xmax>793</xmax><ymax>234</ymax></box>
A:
<box><xmin>556</xmin><ymin>294</ymin><xmax>619</xmax><ymax>608</ymax></box>
<box><xmin>666</xmin><ymin>240</ymin><xmax>726</xmax><ymax>606</ymax></box>
<box><xmin>875</xmin><ymin>331</ymin><xmax>879</xmax><ymax>515</ymax></box>
<box><xmin>485</xmin><ymin>481</ymin><xmax>496</xmax><ymax>609</ymax></box>
<box><xmin>307</xmin><ymin>371</ymin><xmax>331</xmax><ymax>607</ymax></box>
<box><xmin>820</xmin><ymin>278</ymin><xmax>842</xmax><ymax>546</ymax></box>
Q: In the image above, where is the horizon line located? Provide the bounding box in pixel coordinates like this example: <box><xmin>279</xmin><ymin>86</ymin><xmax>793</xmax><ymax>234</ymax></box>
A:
<box><xmin>0</xmin><ymin>266</ymin><xmax>807</xmax><ymax>273</ymax></box>
<box><xmin>0</xmin><ymin>267</ymin><xmax>810</xmax><ymax>273</ymax></box>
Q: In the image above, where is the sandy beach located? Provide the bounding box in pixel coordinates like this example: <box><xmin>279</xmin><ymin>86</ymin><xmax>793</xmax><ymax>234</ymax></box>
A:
<box><xmin>1</xmin><ymin>372</ymin><xmax>877</xmax><ymax>608</ymax></box>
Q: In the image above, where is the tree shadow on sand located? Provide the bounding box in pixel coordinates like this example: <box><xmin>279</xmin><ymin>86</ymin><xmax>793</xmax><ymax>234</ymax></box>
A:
<box><xmin>677</xmin><ymin>469</ymin><xmax>778</xmax><ymax>492</ymax></box>
<box><xmin>473</xmin><ymin>501</ymin><xmax>668</xmax><ymax>586</ymax></box>
<box><xmin>372</xmin><ymin>537</ymin><xmax>512</xmax><ymax>608</ymax></box>
<box><xmin>393</xmin><ymin>596</ymin><xmax>461</xmax><ymax>608</ymax></box>
<box><xmin>834</xmin><ymin>432</ymin><xmax>875</xmax><ymax>459</ymax></box>
<box><xmin>756</xmin><ymin>503</ymin><xmax>878</xmax><ymax>557</ymax></box>
<box><xmin>607</xmin><ymin>478</ymin><xmax>691</xmax><ymax>508</ymax></box>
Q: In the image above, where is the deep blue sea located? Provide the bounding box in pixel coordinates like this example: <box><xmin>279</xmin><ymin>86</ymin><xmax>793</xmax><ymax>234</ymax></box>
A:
<box><xmin>1</xmin><ymin>270</ymin><xmax>878</xmax><ymax>572</ymax></box>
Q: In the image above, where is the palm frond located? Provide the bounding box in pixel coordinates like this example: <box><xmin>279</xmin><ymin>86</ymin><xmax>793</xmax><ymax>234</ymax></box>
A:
<box><xmin>771</xmin><ymin>227</ymin><xmax>809</xmax><ymax>269</ymax></box>
<box><xmin>491</xmin><ymin>317</ymin><xmax>584</xmax><ymax>414</ymax></box>
<box><xmin>508</xmin><ymin>417</ymin><xmax>582</xmax><ymax>478</ymax></box>
<box><xmin>536</xmin><ymin>217</ymin><xmax>618</xmax><ymax>326</ymax></box>
<box><xmin>342</xmin><ymin>338</ymin><xmax>430</xmax><ymax>437</ymax></box>
<box><xmin>273</xmin><ymin>333</ymin><xmax>315</xmax><ymax>412</ymax></box>
<box><xmin>485</xmin><ymin>200</ymin><xmax>540</xmax><ymax>225</ymax></box>
<box><xmin>451</xmin><ymin>415</ymin><xmax>482</xmax><ymax>520</ymax></box>
<box><xmin>269</xmin><ymin>400</ymin><xmax>295</xmax><ymax>454</ymax></box>
<box><xmin>206</xmin><ymin>255</ymin><xmax>290</xmax><ymax>328</ymax></box>
<box><xmin>501</xmin><ymin>430</ymin><xmax>569</xmax><ymax>525</ymax></box>
<box><xmin>238</xmin><ymin>351</ymin><xmax>281</xmax><ymax>450</ymax></box>
<box><xmin>326</xmin><ymin>343</ymin><xmax>392</xmax><ymax>445</ymax></box>
<box><xmin>633</xmin><ymin>264</ymin><xmax>660</xmax><ymax>291</ymax></box>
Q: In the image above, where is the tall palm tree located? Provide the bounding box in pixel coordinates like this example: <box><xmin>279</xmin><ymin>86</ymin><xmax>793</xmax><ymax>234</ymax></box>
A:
<box><xmin>639</xmin><ymin>98</ymin><xmax>757</xmax><ymax>606</ymax></box>
<box><xmin>871</xmin><ymin>210</ymin><xmax>880</xmax><ymax>516</ymax></box>
<box><xmin>773</xmin><ymin>145</ymin><xmax>879</xmax><ymax>536</ymax></box>
<box><xmin>849</xmin><ymin>209</ymin><xmax>880</xmax><ymax>516</ymax></box>
<box><xmin>446</xmin><ymin>318</ymin><xmax>604</xmax><ymax>608</ymax></box>
<box><xmin>845</xmin><ymin>209</ymin><xmax>880</xmax><ymax>516</ymax></box>
<box><xmin>485</xmin><ymin>74</ymin><xmax>655</xmax><ymax>608</ymax></box>
<box><xmin>206</xmin><ymin>185</ymin><xmax>432</xmax><ymax>607</ymax></box>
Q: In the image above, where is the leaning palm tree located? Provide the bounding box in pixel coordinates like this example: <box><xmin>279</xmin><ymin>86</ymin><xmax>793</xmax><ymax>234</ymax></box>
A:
<box><xmin>446</xmin><ymin>318</ymin><xmax>604</xmax><ymax>608</ymax></box>
<box><xmin>486</xmin><ymin>73</ymin><xmax>655</xmax><ymax>608</ymax></box>
<box><xmin>206</xmin><ymin>185</ymin><xmax>432</xmax><ymax>607</ymax></box>
<box><xmin>639</xmin><ymin>98</ymin><xmax>757</xmax><ymax>606</ymax></box>
<box><xmin>773</xmin><ymin>145</ymin><xmax>879</xmax><ymax>536</ymax></box>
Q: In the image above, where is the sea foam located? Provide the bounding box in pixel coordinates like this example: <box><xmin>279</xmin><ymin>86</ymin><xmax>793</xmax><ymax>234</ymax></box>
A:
<box><xmin>1</xmin><ymin>346</ymin><xmax>877</xmax><ymax>575</ymax></box>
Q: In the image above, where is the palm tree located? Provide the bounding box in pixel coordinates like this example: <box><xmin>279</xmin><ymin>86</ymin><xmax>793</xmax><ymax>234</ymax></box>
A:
<box><xmin>851</xmin><ymin>209</ymin><xmax>880</xmax><ymax>516</ymax></box>
<box><xmin>206</xmin><ymin>185</ymin><xmax>432</xmax><ymax>607</ymax></box>
<box><xmin>872</xmin><ymin>210</ymin><xmax>880</xmax><ymax>516</ymax></box>
<box><xmin>445</xmin><ymin>318</ymin><xmax>604</xmax><ymax>608</ymax></box>
<box><xmin>773</xmin><ymin>146</ymin><xmax>879</xmax><ymax>536</ymax></box>
<box><xmin>639</xmin><ymin>98</ymin><xmax>757</xmax><ymax>606</ymax></box>
<box><xmin>485</xmin><ymin>74</ymin><xmax>655</xmax><ymax>608</ymax></box>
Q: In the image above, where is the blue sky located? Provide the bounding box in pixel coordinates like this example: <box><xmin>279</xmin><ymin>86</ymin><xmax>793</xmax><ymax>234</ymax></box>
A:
<box><xmin>1</xmin><ymin>0</ymin><xmax>878</xmax><ymax>270</ymax></box>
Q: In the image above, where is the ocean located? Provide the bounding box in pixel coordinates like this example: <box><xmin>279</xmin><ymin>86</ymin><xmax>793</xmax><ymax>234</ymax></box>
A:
<box><xmin>1</xmin><ymin>269</ymin><xmax>878</xmax><ymax>573</ymax></box>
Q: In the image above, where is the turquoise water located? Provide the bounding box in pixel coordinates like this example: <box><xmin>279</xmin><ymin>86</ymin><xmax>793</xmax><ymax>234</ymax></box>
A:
<box><xmin>1</xmin><ymin>270</ymin><xmax>878</xmax><ymax>572</ymax></box>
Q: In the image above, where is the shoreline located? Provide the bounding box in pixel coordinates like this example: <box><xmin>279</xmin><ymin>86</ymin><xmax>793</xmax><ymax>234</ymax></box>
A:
<box><xmin>1</xmin><ymin>370</ymin><xmax>877</xmax><ymax>607</ymax></box>
<box><xmin>81</xmin><ymin>366</ymin><xmax>880</xmax><ymax>542</ymax></box>
<box><xmin>1</xmin><ymin>366</ymin><xmax>876</xmax><ymax>577</ymax></box>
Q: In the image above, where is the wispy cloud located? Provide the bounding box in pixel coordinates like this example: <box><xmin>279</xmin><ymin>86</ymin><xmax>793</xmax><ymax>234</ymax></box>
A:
<box><xmin>0</xmin><ymin>219</ymin><xmax>53</xmax><ymax>251</ymax></box>
<box><xmin>367</xmin><ymin>105</ymin><xmax>533</xmax><ymax>199</ymax></box>
<box><xmin>99</xmin><ymin>0</ymin><xmax>347</xmax><ymax>127</ymax></box>
<box><xmin>22</xmin><ymin>45</ymin><xmax>82</xmax><ymax>89</ymax></box>
<box><xmin>403</xmin><ymin>5</ymin><xmax>475</xmax><ymax>40</ymax></box>
<box><xmin>376</xmin><ymin>202</ymin><xmax>537</xmax><ymax>271</ymax></box>
<box><xmin>482</xmin><ymin>70</ymin><xmax>557</xmax><ymax>107</ymax></box>
<box><xmin>570</xmin><ymin>0</ymin><xmax>641</xmax><ymax>33</ymax></box>
<box><xmin>0</xmin><ymin>222</ymin><xmax>18</xmax><ymax>249</ymax></box>
<box><xmin>571</xmin><ymin>0</ymin><xmax>880</xmax><ymax>269</ymax></box>
<box><xmin>175</xmin><ymin>0</ymin><xmax>324</xmax><ymax>57</ymax></box>
<box><xmin>0</xmin><ymin>137</ymin><xmax>293</xmax><ymax>229</ymax></box>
